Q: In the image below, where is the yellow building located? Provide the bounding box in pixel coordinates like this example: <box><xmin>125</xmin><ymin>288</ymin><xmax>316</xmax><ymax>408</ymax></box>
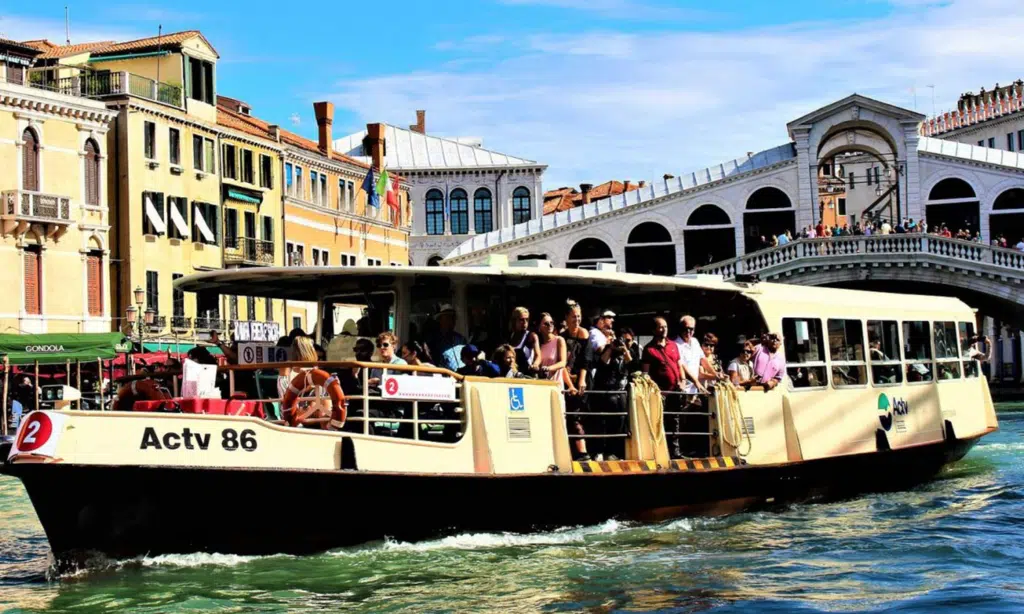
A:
<box><xmin>278</xmin><ymin>102</ymin><xmax>411</xmax><ymax>332</ymax></box>
<box><xmin>215</xmin><ymin>95</ymin><xmax>285</xmax><ymax>337</ymax></box>
<box><xmin>0</xmin><ymin>39</ymin><xmax>118</xmax><ymax>334</ymax></box>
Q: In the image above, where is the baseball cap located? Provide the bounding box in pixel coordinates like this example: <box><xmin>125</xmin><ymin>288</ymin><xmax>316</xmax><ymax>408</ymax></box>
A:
<box><xmin>601</xmin><ymin>310</ymin><xmax>616</xmax><ymax>318</ymax></box>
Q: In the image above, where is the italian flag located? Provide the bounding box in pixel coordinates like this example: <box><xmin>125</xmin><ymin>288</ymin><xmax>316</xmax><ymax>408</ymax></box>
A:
<box><xmin>376</xmin><ymin>168</ymin><xmax>401</xmax><ymax>223</ymax></box>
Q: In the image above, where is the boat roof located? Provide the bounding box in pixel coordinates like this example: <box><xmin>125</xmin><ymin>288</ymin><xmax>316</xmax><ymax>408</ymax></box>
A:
<box><xmin>175</xmin><ymin>265</ymin><xmax>973</xmax><ymax>318</ymax></box>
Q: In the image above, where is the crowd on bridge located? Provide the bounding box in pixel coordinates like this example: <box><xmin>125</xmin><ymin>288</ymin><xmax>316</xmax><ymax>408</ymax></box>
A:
<box><xmin>751</xmin><ymin>217</ymin><xmax>1011</xmax><ymax>252</ymax></box>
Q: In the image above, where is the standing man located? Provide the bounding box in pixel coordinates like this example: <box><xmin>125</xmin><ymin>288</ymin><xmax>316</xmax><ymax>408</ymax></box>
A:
<box><xmin>643</xmin><ymin>317</ymin><xmax>704</xmax><ymax>458</ymax></box>
<box><xmin>673</xmin><ymin>316</ymin><xmax>704</xmax><ymax>395</ymax></box>
<box><xmin>428</xmin><ymin>304</ymin><xmax>467</xmax><ymax>372</ymax></box>
<box><xmin>589</xmin><ymin>310</ymin><xmax>616</xmax><ymax>354</ymax></box>
<box><xmin>751</xmin><ymin>332</ymin><xmax>786</xmax><ymax>390</ymax></box>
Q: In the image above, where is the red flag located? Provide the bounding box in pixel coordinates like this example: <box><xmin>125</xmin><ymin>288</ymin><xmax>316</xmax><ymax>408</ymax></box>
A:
<box><xmin>387</xmin><ymin>176</ymin><xmax>401</xmax><ymax>226</ymax></box>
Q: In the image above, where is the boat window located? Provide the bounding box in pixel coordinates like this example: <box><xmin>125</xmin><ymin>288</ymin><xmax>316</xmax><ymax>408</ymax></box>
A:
<box><xmin>959</xmin><ymin>321</ymin><xmax>980</xmax><ymax>378</ymax></box>
<box><xmin>827</xmin><ymin>319</ymin><xmax>866</xmax><ymax>387</ymax></box>
<box><xmin>934</xmin><ymin>321</ymin><xmax>961</xmax><ymax>381</ymax></box>
<box><xmin>903</xmin><ymin>321</ymin><xmax>934</xmax><ymax>383</ymax></box>
<box><xmin>782</xmin><ymin>317</ymin><xmax>827</xmax><ymax>389</ymax></box>
<box><xmin>322</xmin><ymin>291</ymin><xmax>395</xmax><ymax>359</ymax></box>
<box><xmin>867</xmin><ymin>320</ymin><xmax>903</xmax><ymax>386</ymax></box>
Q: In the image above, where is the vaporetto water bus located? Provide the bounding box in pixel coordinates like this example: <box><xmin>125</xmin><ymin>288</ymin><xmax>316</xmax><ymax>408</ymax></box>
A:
<box><xmin>0</xmin><ymin>260</ymin><xmax>999</xmax><ymax>570</ymax></box>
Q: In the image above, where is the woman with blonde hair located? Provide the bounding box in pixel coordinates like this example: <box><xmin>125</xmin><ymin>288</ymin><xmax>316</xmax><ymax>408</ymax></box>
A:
<box><xmin>508</xmin><ymin>306</ymin><xmax>542</xmax><ymax>375</ymax></box>
<box><xmin>277</xmin><ymin>335</ymin><xmax>325</xmax><ymax>417</ymax></box>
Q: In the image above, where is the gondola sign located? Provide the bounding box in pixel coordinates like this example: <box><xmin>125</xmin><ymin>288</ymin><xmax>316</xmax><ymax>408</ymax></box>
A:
<box><xmin>381</xmin><ymin>374</ymin><xmax>456</xmax><ymax>401</ymax></box>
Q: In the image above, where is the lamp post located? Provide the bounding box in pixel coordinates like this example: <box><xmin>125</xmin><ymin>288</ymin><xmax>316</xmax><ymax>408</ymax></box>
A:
<box><xmin>125</xmin><ymin>285</ymin><xmax>154</xmax><ymax>375</ymax></box>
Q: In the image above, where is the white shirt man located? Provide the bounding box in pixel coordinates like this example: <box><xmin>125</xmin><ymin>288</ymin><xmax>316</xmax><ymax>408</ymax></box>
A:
<box><xmin>589</xmin><ymin>310</ymin><xmax>615</xmax><ymax>353</ymax></box>
<box><xmin>673</xmin><ymin>316</ymin><xmax>703</xmax><ymax>394</ymax></box>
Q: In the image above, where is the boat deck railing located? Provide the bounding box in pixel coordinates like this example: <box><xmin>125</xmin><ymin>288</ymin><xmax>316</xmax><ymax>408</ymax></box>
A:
<box><xmin>563</xmin><ymin>388</ymin><xmax>716</xmax><ymax>441</ymax></box>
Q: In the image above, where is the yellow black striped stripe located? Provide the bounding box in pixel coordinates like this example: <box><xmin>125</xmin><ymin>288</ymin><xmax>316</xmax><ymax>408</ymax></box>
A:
<box><xmin>571</xmin><ymin>460</ymin><xmax>659</xmax><ymax>473</ymax></box>
<box><xmin>669</xmin><ymin>456</ymin><xmax>744</xmax><ymax>472</ymax></box>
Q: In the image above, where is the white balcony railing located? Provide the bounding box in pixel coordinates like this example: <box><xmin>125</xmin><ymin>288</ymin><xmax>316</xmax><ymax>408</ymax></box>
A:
<box><xmin>1</xmin><ymin>189</ymin><xmax>73</xmax><ymax>240</ymax></box>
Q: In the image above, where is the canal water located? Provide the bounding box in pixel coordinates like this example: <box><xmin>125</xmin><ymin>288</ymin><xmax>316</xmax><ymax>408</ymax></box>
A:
<box><xmin>0</xmin><ymin>406</ymin><xmax>1021</xmax><ymax>613</ymax></box>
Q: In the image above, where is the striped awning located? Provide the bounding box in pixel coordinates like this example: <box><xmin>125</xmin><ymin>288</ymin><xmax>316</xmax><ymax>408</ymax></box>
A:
<box><xmin>226</xmin><ymin>189</ymin><xmax>262</xmax><ymax>205</ymax></box>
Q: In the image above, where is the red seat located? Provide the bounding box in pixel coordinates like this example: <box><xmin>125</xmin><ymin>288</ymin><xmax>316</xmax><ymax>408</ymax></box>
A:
<box><xmin>134</xmin><ymin>397</ymin><xmax>265</xmax><ymax>419</ymax></box>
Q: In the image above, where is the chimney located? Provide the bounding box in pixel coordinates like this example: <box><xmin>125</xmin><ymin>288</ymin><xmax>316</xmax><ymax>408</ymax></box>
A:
<box><xmin>409</xmin><ymin>110</ymin><xmax>426</xmax><ymax>134</ymax></box>
<box><xmin>663</xmin><ymin>173</ymin><xmax>675</xmax><ymax>180</ymax></box>
<box><xmin>314</xmin><ymin>101</ymin><xmax>334</xmax><ymax>155</ymax></box>
<box><xmin>622</xmin><ymin>180</ymin><xmax>631</xmax><ymax>191</ymax></box>
<box><xmin>638</xmin><ymin>180</ymin><xmax>646</xmax><ymax>188</ymax></box>
<box><xmin>580</xmin><ymin>183</ymin><xmax>593</xmax><ymax>204</ymax></box>
<box><xmin>268</xmin><ymin>125</ymin><xmax>281</xmax><ymax>142</ymax></box>
<box><xmin>365</xmin><ymin>123</ymin><xmax>387</xmax><ymax>170</ymax></box>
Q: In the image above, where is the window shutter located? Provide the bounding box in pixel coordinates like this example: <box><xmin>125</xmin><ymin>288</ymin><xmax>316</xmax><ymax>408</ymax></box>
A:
<box><xmin>85</xmin><ymin>140</ymin><xmax>100</xmax><ymax>206</ymax></box>
<box><xmin>22</xmin><ymin>129</ymin><xmax>39</xmax><ymax>192</ymax></box>
<box><xmin>24</xmin><ymin>249</ymin><xmax>40</xmax><ymax>315</ymax></box>
<box><xmin>87</xmin><ymin>253</ymin><xmax>102</xmax><ymax>316</ymax></box>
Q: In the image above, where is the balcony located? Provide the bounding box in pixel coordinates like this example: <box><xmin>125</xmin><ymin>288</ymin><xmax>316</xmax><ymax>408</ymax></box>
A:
<box><xmin>146</xmin><ymin>314</ymin><xmax>167</xmax><ymax>333</ymax></box>
<box><xmin>225</xmin><ymin>237</ymin><xmax>275</xmax><ymax>266</ymax></box>
<box><xmin>29</xmin><ymin>70</ymin><xmax>183</xmax><ymax>109</ymax></box>
<box><xmin>1</xmin><ymin>190</ymin><xmax>73</xmax><ymax>240</ymax></box>
<box><xmin>171</xmin><ymin>315</ymin><xmax>192</xmax><ymax>331</ymax></box>
<box><xmin>194</xmin><ymin>316</ymin><xmax>225</xmax><ymax>331</ymax></box>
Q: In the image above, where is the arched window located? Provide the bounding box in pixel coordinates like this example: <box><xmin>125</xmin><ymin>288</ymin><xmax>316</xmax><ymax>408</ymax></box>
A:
<box><xmin>425</xmin><ymin>189</ymin><xmax>445</xmax><ymax>235</ymax></box>
<box><xmin>686</xmin><ymin>204</ymin><xmax>731</xmax><ymax>226</ymax></box>
<box><xmin>989</xmin><ymin>188</ymin><xmax>1024</xmax><ymax>246</ymax></box>
<box><xmin>512</xmin><ymin>186</ymin><xmax>531</xmax><ymax>224</ymax></box>
<box><xmin>22</xmin><ymin>128</ymin><xmax>40</xmax><ymax>192</ymax></box>
<box><xmin>625</xmin><ymin>222</ymin><xmax>676</xmax><ymax>276</ymax></box>
<box><xmin>427</xmin><ymin>255</ymin><xmax>443</xmax><ymax>266</ymax></box>
<box><xmin>567</xmin><ymin>238</ymin><xmax>615</xmax><ymax>269</ymax></box>
<box><xmin>994</xmin><ymin>188</ymin><xmax>1024</xmax><ymax>210</ymax></box>
<box><xmin>449</xmin><ymin>189</ymin><xmax>469</xmax><ymax>234</ymax></box>
<box><xmin>473</xmin><ymin>188</ymin><xmax>493</xmax><ymax>233</ymax></box>
<box><xmin>743</xmin><ymin>187</ymin><xmax>795</xmax><ymax>252</ymax></box>
<box><xmin>85</xmin><ymin>139</ymin><xmax>100</xmax><ymax>206</ymax></box>
<box><xmin>929</xmin><ymin>178</ymin><xmax>976</xmax><ymax>201</ymax></box>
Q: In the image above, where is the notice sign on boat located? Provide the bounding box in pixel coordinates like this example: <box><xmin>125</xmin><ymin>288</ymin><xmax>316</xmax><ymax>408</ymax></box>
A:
<box><xmin>381</xmin><ymin>374</ymin><xmax>456</xmax><ymax>401</ymax></box>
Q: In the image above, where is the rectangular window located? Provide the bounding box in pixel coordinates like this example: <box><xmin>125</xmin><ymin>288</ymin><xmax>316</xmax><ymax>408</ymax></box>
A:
<box><xmin>86</xmin><ymin>252</ymin><xmax>103</xmax><ymax>316</ymax></box>
<box><xmin>338</xmin><ymin>179</ymin><xmax>345</xmax><ymax>210</ymax></box>
<box><xmin>286</xmin><ymin>242</ymin><xmax>304</xmax><ymax>266</ymax></box>
<box><xmin>261</xmin><ymin>215</ymin><xmax>273</xmax><ymax>243</ymax></box>
<box><xmin>241</xmin><ymin>149</ymin><xmax>254</xmax><ymax>184</ymax></box>
<box><xmin>265</xmin><ymin>297</ymin><xmax>274</xmax><ymax>322</ymax></box>
<box><xmin>867</xmin><ymin>320</ymin><xmax>903</xmax><ymax>385</ymax></box>
<box><xmin>321</xmin><ymin>251</ymin><xmax>329</xmax><ymax>266</ymax></box>
<box><xmin>320</xmin><ymin>174</ymin><xmax>328</xmax><ymax>206</ymax></box>
<box><xmin>146</xmin><ymin>270</ymin><xmax>159</xmax><ymax>314</ymax></box>
<box><xmin>247</xmin><ymin>296</ymin><xmax>256</xmax><ymax>321</ymax></box>
<box><xmin>144</xmin><ymin>121</ymin><xmax>156</xmax><ymax>160</ymax></box>
<box><xmin>934</xmin><ymin>321</ymin><xmax>961</xmax><ymax>380</ymax></box>
<box><xmin>196</xmin><ymin>289</ymin><xmax>220</xmax><ymax>321</ymax></box>
<box><xmin>205</xmin><ymin>139</ymin><xmax>216</xmax><ymax>174</ymax></box>
<box><xmin>849</xmin><ymin>172</ymin><xmax>855</xmax><ymax>189</ymax></box>
<box><xmin>141</xmin><ymin>191</ymin><xmax>165</xmax><ymax>236</ymax></box>
<box><xmin>1018</xmin><ymin>130</ymin><xmax>1024</xmax><ymax>152</ymax></box>
<box><xmin>296</xmin><ymin>167</ymin><xmax>303</xmax><ymax>199</ymax></box>
<box><xmin>988</xmin><ymin>137</ymin><xmax>996</xmax><ymax>148</ymax></box>
<box><xmin>188</xmin><ymin>58</ymin><xmax>215</xmax><ymax>104</ymax></box>
<box><xmin>903</xmin><ymin>321</ymin><xmax>934</xmax><ymax>382</ymax></box>
<box><xmin>285</xmin><ymin>163</ymin><xmax>294</xmax><ymax>196</ymax></box>
<box><xmin>366</xmin><ymin>257</ymin><xmax>382</xmax><ymax>266</ymax></box>
<box><xmin>828</xmin><ymin>319</ymin><xmax>866</xmax><ymax>387</ymax></box>
<box><xmin>958</xmin><ymin>321</ymin><xmax>980</xmax><ymax>378</ymax></box>
<box><xmin>309</xmin><ymin>171</ymin><xmax>319</xmax><ymax>203</ymax></box>
<box><xmin>292</xmin><ymin>315</ymin><xmax>302</xmax><ymax>331</ymax></box>
<box><xmin>193</xmin><ymin>201</ymin><xmax>220</xmax><ymax>245</ymax></box>
<box><xmin>978</xmin><ymin>140</ymin><xmax>985</xmax><ymax>147</ymax></box>
<box><xmin>866</xmin><ymin>168</ymin><xmax>872</xmax><ymax>185</ymax></box>
<box><xmin>167</xmin><ymin>196</ymin><xmax>189</xmax><ymax>240</ymax></box>
<box><xmin>837</xmin><ymin>198</ymin><xmax>847</xmax><ymax>216</ymax></box>
<box><xmin>172</xmin><ymin>273</ymin><xmax>185</xmax><ymax>318</ymax></box>
<box><xmin>874</xmin><ymin>167</ymin><xmax>880</xmax><ymax>184</ymax></box>
<box><xmin>228</xmin><ymin>295</ymin><xmax>239</xmax><ymax>321</ymax></box>
<box><xmin>193</xmin><ymin>134</ymin><xmax>203</xmax><ymax>170</ymax></box>
<box><xmin>782</xmin><ymin>317</ymin><xmax>827</xmax><ymax>389</ymax></box>
<box><xmin>312</xmin><ymin>247</ymin><xmax>323</xmax><ymax>266</ymax></box>
<box><xmin>260</xmin><ymin>154</ymin><xmax>273</xmax><ymax>188</ymax></box>
<box><xmin>23</xmin><ymin>246</ymin><xmax>41</xmax><ymax>315</ymax></box>
<box><xmin>224</xmin><ymin>208</ymin><xmax>239</xmax><ymax>248</ymax></box>
<box><xmin>1008</xmin><ymin>133</ymin><xmax>1016</xmax><ymax>152</ymax></box>
<box><xmin>169</xmin><ymin>128</ymin><xmax>180</xmax><ymax>165</ymax></box>
<box><xmin>347</xmin><ymin>181</ymin><xmax>355</xmax><ymax>210</ymax></box>
<box><xmin>223</xmin><ymin>144</ymin><xmax>237</xmax><ymax>179</ymax></box>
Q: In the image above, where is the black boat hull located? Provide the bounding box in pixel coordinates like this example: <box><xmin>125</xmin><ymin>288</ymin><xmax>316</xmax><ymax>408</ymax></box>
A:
<box><xmin>3</xmin><ymin>434</ymin><xmax>980</xmax><ymax>572</ymax></box>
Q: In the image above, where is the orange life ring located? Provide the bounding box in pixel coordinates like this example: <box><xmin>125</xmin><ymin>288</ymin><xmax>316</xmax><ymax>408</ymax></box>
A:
<box><xmin>115</xmin><ymin>379</ymin><xmax>171</xmax><ymax>412</ymax></box>
<box><xmin>282</xmin><ymin>368</ymin><xmax>347</xmax><ymax>430</ymax></box>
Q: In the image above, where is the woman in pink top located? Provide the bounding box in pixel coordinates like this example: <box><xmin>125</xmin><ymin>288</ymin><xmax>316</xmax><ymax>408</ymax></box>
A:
<box><xmin>537</xmin><ymin>312</ymin><xmax>568</xmax><ymax>390</ymax></box>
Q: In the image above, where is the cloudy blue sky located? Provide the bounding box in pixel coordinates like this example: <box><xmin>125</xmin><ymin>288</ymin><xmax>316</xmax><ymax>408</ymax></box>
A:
<box><xmin>3</xmin><ymin>0</ymin><xmax>1022</xmax><ymax>187</ymax></box>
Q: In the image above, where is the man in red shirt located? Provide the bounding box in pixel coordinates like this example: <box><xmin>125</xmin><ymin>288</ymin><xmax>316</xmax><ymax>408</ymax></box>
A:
<box><xmin>642</xmin><ymin>316</ymin><xmax>703</xmax><ymax>458</ymax></box>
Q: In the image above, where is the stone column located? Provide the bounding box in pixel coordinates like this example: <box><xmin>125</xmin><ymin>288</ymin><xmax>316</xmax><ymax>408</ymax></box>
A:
<box><xmin>792</xmin><ymin>128</ymin><xmax>816</xmax><ymax>232</ymax></box>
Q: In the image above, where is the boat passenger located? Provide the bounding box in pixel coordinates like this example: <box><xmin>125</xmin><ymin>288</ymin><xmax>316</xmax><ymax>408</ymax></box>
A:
<box><xmin>537</xmin><ymin>313</ymin><xmax>569</xmax><ymax>389</ymax></box>
<box><xmin>643</xmin><ymin>317</ymin><xmax>705</xmax><ymax>459</ymax></box>
<box><xmin>619</xmin><ymin>327</ymin><xmax>641</xmax><ymax>373</ymax></box>
<box><xmin>277</xmin><ymin>335</ymin><xmax>320</xmax><ymax>399</ymax></box>
<box><xmin>508</xmin><ymin>307</ymin><xmax>542</xmax><ymax>375</ymax></box>
<box><xmin>699</xmin><ymin>333</ymin><xmax>726</xmax><ymax>385</ymax></box>
<box><xmin>750</xmin><ymin>332</ymin><xmax>785</xmax><ymax>390</ymax></box>
<box><xmin>457</xmin><ymin>345</ymin><xmax>501</xmax><ymax>378</ymax></box>
<box><xmin>562</xmin><ymin>300</ymin><xmax>594</xmax><ymax>460</ymax></box>
<box><xmin>428</xmin><ymin>304</ymin><xmax>467</xmax><ymax>373</ymax></box>
<box><xmin>966</xmin><ymin>335</ymin><xmax>992</xmax><ymax>362</ymax></box>
<box><xmin>368</xmin><ymin>331</ymin><xmax>407</xmax><ymax>387</ymax></box>
<box><xmin>672</xmin><ymin>316</ymin><xmax>705</xmax><ymax>396</ymax></box>
<box><xmin>400</xmin><ymin>340</ymin><xmax>434</xmax><ymax>369</ymax></box>
<box><xmin>493</xmin><ymin>344</ymin><xmax>530</xmax><ymax>379</ymax></box>
<box><xmin>727</xmin><ymin>341</ymin><xmax>756</xmax><ymax>388</ymax></box>
<box><xmin>589</xmin><ymin>309</ymin><xmax>616</xmax><ymax>354</ymax></box>
<box><xmin>593</xmin><ymin>335</ymin><xmax>632</xmax><ymax>461</ymax></box>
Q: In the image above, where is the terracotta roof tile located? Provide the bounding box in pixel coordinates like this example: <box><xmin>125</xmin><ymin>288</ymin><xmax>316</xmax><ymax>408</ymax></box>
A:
<box><xmin>542</xmin><ymin>181</ymin><xmax>640</xmax><ymax>214</ymax></box>
<box><xmin>26</xmin><ymin>40</ymin><xmax>112</xmax><ymax>59</ymax></box>
<box><xmin>1</xmin><ymin>38</ymin><xmax>43</xmax><ymax>56</ymax></box>
<box><xmin>94</xmin><ymin>30</ymin><xmax>218</xmax><ymax>57</ymax></box>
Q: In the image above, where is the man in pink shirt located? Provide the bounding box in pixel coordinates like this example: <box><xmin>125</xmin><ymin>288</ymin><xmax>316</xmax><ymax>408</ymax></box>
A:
<box><xmin>751</xmin><ymin>333</ymin><xmax>786</xmax><ymax>390</ymax></box>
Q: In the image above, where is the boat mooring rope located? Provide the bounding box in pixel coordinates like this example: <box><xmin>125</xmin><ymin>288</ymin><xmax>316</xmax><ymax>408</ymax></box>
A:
<box><xmin>631</xmin><ymin>372</ymin><xmax>667</xmax><ymax>457</ymax></box>
<box><xmin>714</xmin><ymin>382</ymin><xmax>751</xmax><ymax>457</ymax></box>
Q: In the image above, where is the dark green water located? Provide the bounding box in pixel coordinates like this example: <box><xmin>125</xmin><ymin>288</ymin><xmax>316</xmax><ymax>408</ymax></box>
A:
<box><xmin>0</xmin><ymin>405</ymin><xmax>1022</xmax><ymax>613</ymax></box>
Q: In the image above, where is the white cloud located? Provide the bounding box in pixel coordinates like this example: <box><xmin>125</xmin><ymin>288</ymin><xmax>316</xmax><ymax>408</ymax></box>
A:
<box><xmin>328</xmin><ymin>0</ymin><xmax>1024</xmax><ymax>188</ymax></box>
<box><xmin>289</xmin><ymin>113</ymin><xmax>301</xmax><ymax>127</ymax></box>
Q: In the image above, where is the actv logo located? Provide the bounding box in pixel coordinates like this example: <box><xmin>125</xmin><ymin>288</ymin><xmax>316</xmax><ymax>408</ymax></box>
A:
<box><xmin>877</xmin><ymin>394</ymin><xmax>910</xmax><ymax>432</ymax></box>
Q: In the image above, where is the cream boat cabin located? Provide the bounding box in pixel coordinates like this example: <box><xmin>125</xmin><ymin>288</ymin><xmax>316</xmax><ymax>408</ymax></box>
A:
<box><xmin>1</xmin><ymin>261</ymin><xmax>999</xmax><ymax>569</ymax></box>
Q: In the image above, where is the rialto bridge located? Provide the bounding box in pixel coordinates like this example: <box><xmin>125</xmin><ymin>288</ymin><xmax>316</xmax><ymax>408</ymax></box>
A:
<box><xmin>441</xmin><ymin>94</ymin><xmax>1024</xmax><ymax>380</ymax></box>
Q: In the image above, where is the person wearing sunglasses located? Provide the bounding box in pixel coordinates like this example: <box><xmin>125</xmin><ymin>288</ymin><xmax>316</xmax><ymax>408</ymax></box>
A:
<box><xmin>368</xmin><ymin>331</ymin><xmax>407</xmax><ymax>388</ymax></box>
<box><xmin>508</xmin><ymin>306</ymin><xmax>542</xmax><ymax>375</ymax></box>
<box><xmin>728</xmin><ymin>340</ymin><xmax>757</xmax><ymax>388</ymax></box>
<box><xmin>672</xmin><ymin>315</ymin><xmax>704</xmax><ymax>396</ymax></box>
<box><xmin>699</xmin><ymin>332</ymin><xmax>727</xmax><ymax>386</ymax></box>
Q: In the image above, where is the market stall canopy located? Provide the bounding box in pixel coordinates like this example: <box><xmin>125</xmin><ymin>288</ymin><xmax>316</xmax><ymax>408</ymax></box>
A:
<box><xmin>0</xmin><ymin>333</ymin><xmax>130</xmax><ymax>365</ymax></box>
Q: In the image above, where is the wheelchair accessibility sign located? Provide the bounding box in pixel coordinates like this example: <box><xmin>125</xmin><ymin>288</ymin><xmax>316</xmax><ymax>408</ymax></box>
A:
<box><xmin>508</xmin><ymin>387</ymin><xmax>525</xmax><ymax>412</ymax></box>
